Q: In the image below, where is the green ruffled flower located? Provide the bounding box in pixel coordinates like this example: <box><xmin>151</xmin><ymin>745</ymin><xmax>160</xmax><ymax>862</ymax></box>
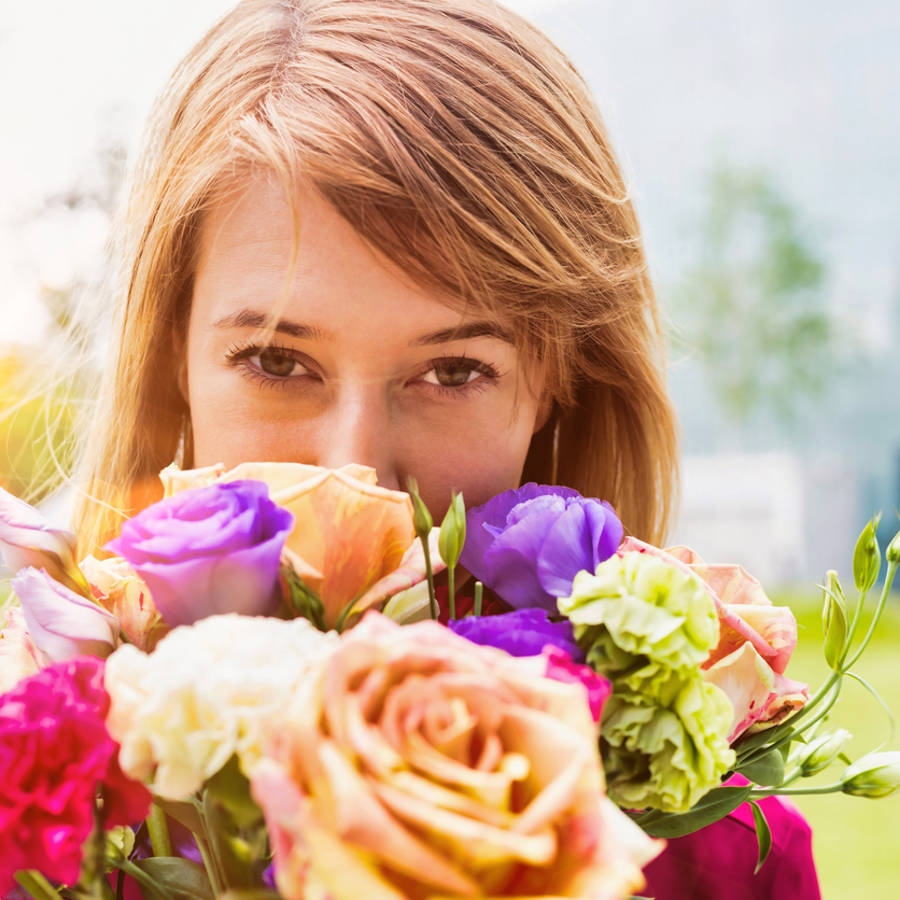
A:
<box><xmin>602</xmin><ymin>678</ymin><xmax>736</xmax><ymax>812</ymax></box>
<box><xmin>559</xmin><ymin>551</ymin><xmax>720</xmax><ymax>673</ymax></box>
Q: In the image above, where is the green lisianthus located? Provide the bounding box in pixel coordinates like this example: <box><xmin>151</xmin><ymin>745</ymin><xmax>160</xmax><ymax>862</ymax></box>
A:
<box><xmin>559</xmin><ymin>551</ymin><xmax>719</xmax><ymax>673</ymax></box>
<box><xmin>602</xmin><ymin>677</ymin><xmax>736</xmax><ymax>813</ymax></box>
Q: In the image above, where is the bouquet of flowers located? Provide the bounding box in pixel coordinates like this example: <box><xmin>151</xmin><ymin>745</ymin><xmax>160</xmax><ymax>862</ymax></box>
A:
<box><xmin>1</xmin><ymin>462</ymin><xmax>898</xmax><ymax>899</ymax></box>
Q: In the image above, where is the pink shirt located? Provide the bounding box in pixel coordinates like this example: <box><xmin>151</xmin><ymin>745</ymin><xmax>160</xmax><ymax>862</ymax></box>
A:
<box><xmin>642</xmin><ymin>790</ymin><xmax>821</xmax><ymax>900</ymax></box>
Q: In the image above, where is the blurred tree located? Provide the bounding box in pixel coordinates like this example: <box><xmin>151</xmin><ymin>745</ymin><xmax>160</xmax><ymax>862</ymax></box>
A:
<box><xmin>673</xmin><ymin>164</ymin><xmax>838</xmax><ymax>424</ymax></box>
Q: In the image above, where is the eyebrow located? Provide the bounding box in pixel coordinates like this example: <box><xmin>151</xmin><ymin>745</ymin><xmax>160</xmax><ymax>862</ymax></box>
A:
<box><xmin>213</xmin><ymin>308</ymin><xmax>514</xmax><ymax>346</ymax></box>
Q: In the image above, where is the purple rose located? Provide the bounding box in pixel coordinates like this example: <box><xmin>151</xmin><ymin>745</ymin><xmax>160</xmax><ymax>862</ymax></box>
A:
<box><xmin>459</xmin><ymin>483</ymin><xmax>624</xmax><ymax>612</ymax></box>
<box><xmin>449</xmin><ymin>608</ymin><xmax>585</xmax><ymax>661</ymax></box>
<box><xmin>106</xmin><ymin>480</ymin><xmax>293</xmax><ymax>627</ymax></box>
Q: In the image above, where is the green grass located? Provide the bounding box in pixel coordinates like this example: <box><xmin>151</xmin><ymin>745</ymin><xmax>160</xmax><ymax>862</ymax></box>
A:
<box><xmin>772</xmin><ymin>587</ymin><xmax>900</xmax><ymax>900</ymax></box>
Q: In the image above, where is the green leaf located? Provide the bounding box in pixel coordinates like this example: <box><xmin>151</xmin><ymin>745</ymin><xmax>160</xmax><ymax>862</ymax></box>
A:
<box><xmin>733</xmin><ymin>720</ymin><xmax>798</xmax><ymax>761</ymax></box>
<box><xmin>13</xmin><ymin>870</ymin><xmax>62</xmax><ymax>900</ymax></box>
<box><xmin>821</xmin><ymin>572</ymin><xmax>848</xmax><ymax>670</ymax></box>
<box><xmin>152</xmin><ymin>797</ymin><xmax>204</xmax><ymax>835</ymax></box>
<box><xmin>736</xmin><ymin>747</ymin><xmax>785</xmax><ymax>787</ymax></box>
<box><xmin>749</xmin><ymin>800</ymin><xmax>773</xmax><ymax>873</ymax></box>
<box><xmin>281</xmin><ymin>563</ymin><xmax>326</xmax><ymax>631</ymax></box>
<box><xmin>852</xmin><ymin>515</ymin><xmax>881</xmax><ymax>594</ymax></box>
<box><xmin>205</xmin><ymin>754</ymin><xmax>264</xmax><ymax>829</ymax></box>
<box><xmin>133</xmin><ymin>858</ymin><xmax>214</xmax><ymax>900</ymax></box>
<box><xmin>638</xmin><ymin>784</ymin><xmax>753</xmax><ymax>838</ymax></box>
<box><xmin>200</xmin><ymin>787</ymin><xmax>270</xmax><ymax>889</ymax></box>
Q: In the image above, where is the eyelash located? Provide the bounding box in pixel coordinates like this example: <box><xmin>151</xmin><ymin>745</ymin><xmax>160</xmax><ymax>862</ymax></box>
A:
<box><xmin>223</xmin><ymin>341</ymin><xmax>501</xmax><ymax>398</ymax></box>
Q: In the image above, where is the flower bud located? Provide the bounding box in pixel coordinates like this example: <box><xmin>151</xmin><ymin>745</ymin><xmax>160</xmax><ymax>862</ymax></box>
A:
<box><xmin>841</xmin><ymin>751</ymin><xmax>900</xmax><ymax>798</ymax></box>
<box><xmin>852</xmin><ymin>516</ymin><xmax>881</xmax><ymax>594</ymax></box>
<box><xmin>821</xmin><ymin>571</ymin><xmax>848</xmax><ymax>671</ymax></box>
<box><xmin>406</xmin><ymin>478</ymin><xmax>433</xmax><ymax>538</ymax></box>
<box><xmin>438</xmin><ymin>491</ymin><xmax>466</xmax><ymax>570</ymax></box>
<box><xmin>796</xmin><ymin>728</ymin><xmax>852</xmax><ymax>776</ymax></box>
<box><xmin>886</xmin><ymin>526</ymin><xmax>900</xmax><ymax>566</ymax></box>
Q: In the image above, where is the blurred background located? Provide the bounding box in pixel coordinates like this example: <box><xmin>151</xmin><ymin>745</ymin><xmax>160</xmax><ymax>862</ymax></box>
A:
<box><xmin>1</xmin><ymin>1</ymin><xmax>898</xmax><ymax>896</ymax></box>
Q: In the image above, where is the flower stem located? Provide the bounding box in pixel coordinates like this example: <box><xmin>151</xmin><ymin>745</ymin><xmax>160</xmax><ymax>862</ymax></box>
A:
<box><xmin>447</xmin><ymin>564</ymin><xmax>456</xmax><ymax>620</ymax></box>
<box><xmin>750</xmin><ymin>781</ymin><xmax>843</xmax><ymax>799</ymax></box>
<box><xmin>147</xmin><ymin>803</ymin><xmax>173</xmax><ymax>858</ymax></box>
<box><xmin>421</xmin><ymin>536</ymin><xmax>438</xmax><ymax>620</ymax></box>
<box><xmin>13</xmin><ymin>871</ymin><xmax>61</xmax><ymax>900</ymax></box>
<box><xmin>193</xmin><ymin>831</ymin><xmax>225</xmax><ymax>895</ymax></box>
<box><xmin>473</xmin><ymin>581</ymin><xmax>484</xmax><ymax>617</ymax></box>
<box><xmin>845</xmin><ymin>560</ymin><xmax>897</xmax><ymax>669</ymax></box>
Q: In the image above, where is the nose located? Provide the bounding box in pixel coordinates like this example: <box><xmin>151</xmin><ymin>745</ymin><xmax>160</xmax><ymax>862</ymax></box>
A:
<box><xmin>314</xmin><ymin>383</ymin><xmax>399</xmax><ymax>489</ymax></box>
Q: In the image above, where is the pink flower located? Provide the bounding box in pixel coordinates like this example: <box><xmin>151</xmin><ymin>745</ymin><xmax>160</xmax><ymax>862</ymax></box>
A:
<box><xmin>542</xmin><ymin>645</ymin><xmax>612</xmax><ymax>723</ymax></box>
<box><xmin>251</xmin><ymin>612</ymin><xmax>660</xmax><ymax>899</ymax></box>
<box><xmin>0</xmin><ymin>657</ymin><xmax>151</xmax><ymax>893</ymax></box>
<box><xmin>619</xmin><ymin>538</ymin><xmax>808</xmax><ymax>740</ymax></box>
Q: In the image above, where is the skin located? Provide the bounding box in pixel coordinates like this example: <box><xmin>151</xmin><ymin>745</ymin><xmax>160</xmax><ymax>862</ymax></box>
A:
<box><xmin>184</xmin><ymin>174</ymin><xmax>548</xmax><ymax>518</ymax></box>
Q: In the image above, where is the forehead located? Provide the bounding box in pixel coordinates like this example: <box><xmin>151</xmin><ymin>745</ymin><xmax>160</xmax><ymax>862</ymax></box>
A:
<box><xmin>191</xmin><ymin>173</ymin><xmax>511</xmax><ymax>339</ymax></box>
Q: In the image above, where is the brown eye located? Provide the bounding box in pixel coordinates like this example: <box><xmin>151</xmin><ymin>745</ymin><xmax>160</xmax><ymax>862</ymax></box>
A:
<box><xmin>257</xmin><ymin>347</ymin><xmax>298</xmax><ymax>377</ymax></box>
<box><xmin>425</xmin><ymin>361</ymin><xmax>480</xmax><ymax>387</ymax></box>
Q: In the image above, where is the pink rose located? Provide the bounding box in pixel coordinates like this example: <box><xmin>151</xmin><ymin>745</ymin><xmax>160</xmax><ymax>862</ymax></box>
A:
<box><xmin>251</xmin><ymin>612</ymin><xmax>660</xmax><ymax>899</ymax></box>
<box><xmin>0</xmin><ymin>657</ymin><xmax>150</xmax><ymax>893</ymax></box>
<box><xmin>620</xmin><ymin>538</ymin><xmax>808</xmax><ymax>740</ymax></box>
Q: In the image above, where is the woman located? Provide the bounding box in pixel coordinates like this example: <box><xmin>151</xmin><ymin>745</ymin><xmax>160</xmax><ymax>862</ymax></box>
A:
<box><xmin>71</xmin><ymin>0</ymin><xmax>818</xmax><ymax>896</ymax></box>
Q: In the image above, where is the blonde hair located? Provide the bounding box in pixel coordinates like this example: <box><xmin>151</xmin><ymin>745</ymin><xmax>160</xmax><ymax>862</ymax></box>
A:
<box><xmin>75</xmin><ymin>0</ymin><xmax>678</xmax><ymax>553</ymax></box>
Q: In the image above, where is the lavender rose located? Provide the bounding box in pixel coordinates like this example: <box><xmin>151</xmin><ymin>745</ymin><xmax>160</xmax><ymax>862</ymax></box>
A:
<box><xmin>106</xmin><ymin>481</ymin><xmax>293</xmax><ymax>627</ymax></box>
<box><xmin>449</xmin><ymin>608</ymin><xmax>585</xmax><ymax>661</ymax></box>
<box><xmin>459</xmin><ymin>484</ymin><xmax>623</xmax><ymax>612</ymax></box>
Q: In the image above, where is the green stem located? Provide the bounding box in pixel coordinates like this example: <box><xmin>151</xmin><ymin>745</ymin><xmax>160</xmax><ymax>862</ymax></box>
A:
<box><xmin>447</xmin><ymin>564</ymin><xmax>456</xmax><ymax>620</ymax></box>
<box><xmin>146</xmin><ymin>803</ymin><xmax>173</xmax><ymax>858</ymax></box>
<box><xmin>193</xmin><ymin>831</ymin><xmax>225</xmax><ymax>896</ymax></box>
<box><xmin>750</xmin><ymin>781</ymin><xmax>843</xmax><ymax>799</ymax></box>
<box><xmin>421</xmin><ymin>537</ymin><xmax>438</xmax><ymax>620</ymax></box>
<box><xmin>13</xmin><ymin>871</ymin><xmax>61</xmax><ymax>900</ymax></box>
<box><xmin>473</xmin><ymin>581</ymin><xmax>484</xmax><ymax>617</ymax></box>
<box><xmin>105</xmin><ymin>857</ymin><xmax>166</xmax><ymax>895</ymax></box>
<box><xmin>845</xmin><ymin>560</ymin><xmax>897</xmax><ymax>669</ymax></box>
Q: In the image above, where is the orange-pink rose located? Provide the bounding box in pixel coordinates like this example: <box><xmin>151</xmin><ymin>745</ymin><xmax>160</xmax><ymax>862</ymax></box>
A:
<box><xmin>160</xmin><ymin>462</ymin><xmax>442</xmax><ymax>629</ymax></box>
<box><xmin>250</xmin><ymin>612</ymin><xmax>661</xmax><ymax>900</ymax></box>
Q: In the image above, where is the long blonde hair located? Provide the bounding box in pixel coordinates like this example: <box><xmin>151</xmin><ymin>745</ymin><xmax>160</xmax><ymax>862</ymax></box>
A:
<box><xmin>75</xmin><ymin>0</ymin><xmax>678</xmax><ymax>553</ymax></box>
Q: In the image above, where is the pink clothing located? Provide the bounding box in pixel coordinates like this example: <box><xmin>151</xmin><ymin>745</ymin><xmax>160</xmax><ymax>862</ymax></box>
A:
<box><xmin>643</xmin><ymin>790</ymin><xmax>821</xmax><ymax>900</ymax></box>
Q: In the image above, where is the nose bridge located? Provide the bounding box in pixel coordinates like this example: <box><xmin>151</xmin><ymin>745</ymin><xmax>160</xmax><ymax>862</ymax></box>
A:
<box><xmin>319</xmin><ymin>379</ymin><xmax>397</xmax><ymax>486</ymax></box>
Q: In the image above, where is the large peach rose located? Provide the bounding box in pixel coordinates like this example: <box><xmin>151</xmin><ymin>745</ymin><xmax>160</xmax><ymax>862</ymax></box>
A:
<box><xmin>160</xmin><ymin>462</ymin><xmax>441</xmax><ymax>628</ymax></box>
<box><xmin>250</xmin><ymin>612</ymin><xmax>661</xmax><ymax>900</ymax></box>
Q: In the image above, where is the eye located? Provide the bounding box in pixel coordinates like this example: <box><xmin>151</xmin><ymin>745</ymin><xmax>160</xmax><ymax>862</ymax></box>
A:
<box><xmin>415</xmin><ymin>356</ymin><xmax>500</xmax><ymax>393</ymax></box>
<box><xmin>225</xmin><ymin>341</ymin><xmax>316</xmax><ymax>386</ymax></box>
<box><xmin>422</xmin><ymin>360</ymin><xmax>482</xmax><ymax>387</ymax></box>
<box><xmin>255</xmin><ymin>346</ymin><xmax>301</xmax><ymax>377</ymax></box>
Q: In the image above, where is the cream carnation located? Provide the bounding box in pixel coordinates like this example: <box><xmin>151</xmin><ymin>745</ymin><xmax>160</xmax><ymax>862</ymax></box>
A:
<box><xmin>103</xmin><ymin>614</ymin><xmax>335</xmax><ymax>799</ymax></box>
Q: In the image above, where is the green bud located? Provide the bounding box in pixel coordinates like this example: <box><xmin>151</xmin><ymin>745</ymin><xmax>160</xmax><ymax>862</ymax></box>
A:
<box><xmin>798</xmin><ymin>728</ymin><xmax>852</xmax><ymax>777</ymax></box>
<box><xmin>841</xmin><ymin>751</ymin><xmax>900</xmax><ymax>798</ymax></box>
<box><xmin>406</xmin><ymin>478</ymin><xmax>433</xmax><ymax>538</ymax></box>
<box><xmin>438</xmin><ymin>492</ymin><xmax>466</xmax><ymax>569</ymax></box>
<box><xmin>821</xmin><ymin>571</ymin><xmax>848</xmax><ymax>670</ymax></box>
<box><xmin>886</xmin><ymin>525</ymin><xmax>900</xmax><ymax>566</ymax></box>
<box><xmin>105</xmin><ymin>825</ymin><xmax>136</xmax><ymax>865</ymax></box>
<box><xmin>852</xmin><ymin>515</ymin><xmax>882</xmax><ymax>594</ymax></box>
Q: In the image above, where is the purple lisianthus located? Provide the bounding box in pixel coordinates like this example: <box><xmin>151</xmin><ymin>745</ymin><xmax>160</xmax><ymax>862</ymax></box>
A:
<box><xmin>459</xmin><ymin>483</ymin><xmax>623</xmax><ymax>612</ymax></box>
<box><xmin>106</xmin><ymin>480</ymin><xmax>293</xmax><ymax>627</ymax></box>
<box><xmin>449</xmin><ymin>607</ymin><xmax>585</xmax><ymax>661</ymax></box>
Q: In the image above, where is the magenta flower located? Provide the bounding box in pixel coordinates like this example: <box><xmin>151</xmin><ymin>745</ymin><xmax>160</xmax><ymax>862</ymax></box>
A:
<box><xmin>542</xmin><ymin>645</ymin><xmax>612</xmax><ymax>723</ymax></box>
<box><xmin>459</xmin><ymin>484</ymin><xmax>623</xmax><ymax>612</ymax></box>
<box><xmin>0</xmin><ymin>657</ymin><xmax>150</xmax><ymax>893</ymax></box>
<box><xmin>106</xmin><ymin>480</ymin><xmax>293</xmax><ymax>627</ymax></box>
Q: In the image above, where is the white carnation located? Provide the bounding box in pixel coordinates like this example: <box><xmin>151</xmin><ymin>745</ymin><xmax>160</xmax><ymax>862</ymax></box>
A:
<box><xmin>104</xmin><ymin>614</ymin><xmax>335</xmax><ymax>800</ymax></box>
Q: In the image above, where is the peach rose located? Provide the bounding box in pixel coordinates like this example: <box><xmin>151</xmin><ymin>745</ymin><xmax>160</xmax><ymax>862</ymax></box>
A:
<box><xmin>160</xmin><ymin>462</ymin><xmax>441</xmax><ymax>628</ymax></box>
<box><xmin>250</xmin><ymin>612</ymin><xmax>661</xmax><ymax>900</ymax></box>
<box><xmin>79</xmin><ymin>555</ymin><xmax>168</xmax><ymax>651</ymax></box>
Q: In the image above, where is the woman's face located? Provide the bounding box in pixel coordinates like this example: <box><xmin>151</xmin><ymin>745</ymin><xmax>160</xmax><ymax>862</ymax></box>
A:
<box><xmin>184</xmin><ymin>175</ymin><xmax>548</xmax><ymax>517</ymax></box>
